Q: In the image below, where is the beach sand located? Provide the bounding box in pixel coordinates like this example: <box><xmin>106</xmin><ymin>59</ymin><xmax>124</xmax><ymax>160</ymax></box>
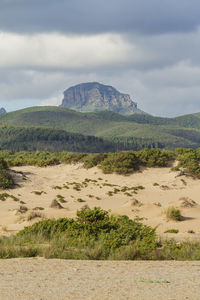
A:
<box><xmin>0</xmin><ymin>258</ymin><xmax>200</xmax><ymax>300</ymax></box>
<box><xmin>0</xmin><ymin>163</ymin><xmax>200</xmax><ymax>239</ymax></box>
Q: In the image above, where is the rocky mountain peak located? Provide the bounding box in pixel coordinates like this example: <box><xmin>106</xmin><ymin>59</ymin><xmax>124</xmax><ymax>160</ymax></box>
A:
<box><xmin>0</xmin><ymin>107</ymin><xmax>6</xmax><ymax>115</ymax></box>
<box><xmin>60</xmin><ymin>82</ymin><xmax>144</xmax><ymax>115</ymax></box>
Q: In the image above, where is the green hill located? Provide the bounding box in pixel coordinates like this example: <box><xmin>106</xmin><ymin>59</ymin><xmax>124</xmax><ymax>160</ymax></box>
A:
<box><xmin>1</xmin><ymin>106</ymin><xmax>200</xmax><ymax>150</ymax></box>
<box><xmin>0</xmin><ymin>125</ymin><xmax>114</xmax><ymax>152</ymax></box>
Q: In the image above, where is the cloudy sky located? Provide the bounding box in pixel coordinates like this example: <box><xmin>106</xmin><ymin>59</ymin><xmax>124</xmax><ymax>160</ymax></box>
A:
<box><xmin>0</xmin><ymin>0</ymin><xmax>200</xmax><ymax>116</ymax></box>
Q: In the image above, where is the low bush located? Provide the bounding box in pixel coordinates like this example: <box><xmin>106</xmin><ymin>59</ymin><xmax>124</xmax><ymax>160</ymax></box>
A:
<box><xmin>27</xmin><ymin>211</ymin><xmax>44</xmax><ymax>221</ymax></box>
<box><xmin>165</xmin><ymin>229</ymin><xmax>179</xmax><ymax>234</ymax></box>
<box><xmin>16</xmin><ymin>207</ymin><xmax>156</xmax><ymax>255</ymax></box>
<box><xmin>82</xmin><ymin>153</ymin><xmax>108</xmax><ymax>168</ymax></box>
<box><xmin>99</xmin><ymin>151</ymin><xmax>140</xmax><ymax>174</ymax></box>
<box><xmin>1</xmin><ymin>207</ymin><xmax>200</xmax><ymax>260</ymax></box>
<box><xmin>175</xmin><ymin>148</ymin><xmax>200</xmax><ymax>178</ymax></box>
<box><xmin>0</xmin><ymin>169</ymin><xmax>14</xmax><ymax>189</ymax></box>
<box><xmin>137</xmin><ymin>148</ymin><xmax>174</xmax><ymax>167</ymax></box>
<box><xmin>165</xmin><ymin>207</ymin><xmax>182</xmax><ymax>221</ymax></box>
<box><xmin>0</xmin><ymin>158</ymin><xmax>8</xmax><ymax>170</ymax></box>
<box><xmin>56</xmin><ymin>195</ymin><xmax>66</xmax><ymax>203</ymax></box>
<box><xmin>1</xmin><ymin>148</ymin><xmax>200</xmax><ymax>178</ymax></box>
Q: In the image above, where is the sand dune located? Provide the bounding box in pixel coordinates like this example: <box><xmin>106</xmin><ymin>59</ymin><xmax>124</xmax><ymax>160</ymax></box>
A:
<box><xmin>0</xmin><ymin>163</ymin><xmax>200</xmax><ymax>239</ymax></box>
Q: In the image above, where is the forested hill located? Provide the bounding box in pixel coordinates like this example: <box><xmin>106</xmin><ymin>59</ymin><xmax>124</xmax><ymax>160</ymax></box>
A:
<box><xmin>0</xmin><ymin>125</ymin><xmax>114</xmax><ymax>152</ymax></box>
<box><xmin>1</xmin><ymin>106</ymin><xmax>200</xmax><ymax>150</ymax></box>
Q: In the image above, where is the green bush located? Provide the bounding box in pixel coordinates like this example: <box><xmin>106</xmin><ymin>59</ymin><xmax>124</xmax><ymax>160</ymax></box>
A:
<box><xmin>165</xmin><ymin>207</ymin><xmax>182</xmax><ymax>221</ymax></box>
<box><xmin>0</xmin><ymin>158</ymin><xmax>8</xmax><ymax>170</ymax></box>
<box><xmin>99</xmin><ymin>151</ymin><xmax>140</xmax><ymax>174</ymax></box>
<box><xmin>17</xmin><ymin>207</ymin><xmax>157</xmax><ymax>253</ymax></box>
<box><xmin>176</xmin><ymin>148</ymin><xmax>200</xmax><ymax>178</ymax></box>
<box><xmin>0</xmin><ymin>169</ymin><xmax>14</xmax><ymax>189</ymax></box>
<box><xmin>2</xmin><ymin>148</ymin><xmax>200</xmax><ymax>178</ymax></box>
<box><xmin>137</xmin><ymin>148</ymin><xmax>174</xmax><ymax>167</ymax></box>
<box><xmin>2</xmin><ymin>207</ymin><xmax>200</xmax><ymax>260</ymax></box>
<box><xmin>165</xmin><ymin>229</ymin><xmax>179</xmax><ymax>234</ymax></box>
<box><xmin>82</xmin><ymin>153</ymin><xmax>108</xmax><ymax>168</ymax></box>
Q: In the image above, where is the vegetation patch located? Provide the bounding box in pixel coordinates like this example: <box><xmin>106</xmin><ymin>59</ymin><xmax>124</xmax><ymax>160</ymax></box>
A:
<box><xmin>52</xmin><ymin>186</ymin><xmax>62</xmax><ymax>190</ymax></box>
<box><xmin>56</xmin><ymin>195</ymin><xmax>67</xmax><ymax>203</ymax></box>
<box><xmin>27</xmin><ymin>211</ymin><xmax>44</xmax><ymax>221</ymax></box>
<box><xmin>33</xmin><ymin>207</ymin><xmax>44</xmax><ymax>211</ymax></box>
<box><xmin>179</xmin><ymin>197</ymin><xmax>197</xmax><ymax>208</ymax></box>
<box><xmin>0</xmin><ymin>193</ymin><xmax>10</xmax><ymax>201</ymax></box>
<box><xmin>0</xmin><ymin>193</ymin><xmax>19</xmax><ymax>202</ymax></box>
<box><xmin>0</xmin><ymin>168</ymin><xmax>14</xmax><ymax>189</ymax></box>
<box><xmin>17</xmin><ymin>206</ymin><xmax>28</xmax><ymax>214</ymax></box>
<box><xmin>1</xmin><ymin>207</ymin><xmax>200</xmax><ymax>260</ymax></box>
<box><xmin>1</xmin><ymin>148</ymin><xmax>199</xmax><ymax>178</ymax></box>
<box><xmin>77</xmin><ymin>198</ymin><xmax>86</xmax><ymax>203</ymax></box>
<box><xmin>165</xmin><ymin>229</ymin><xmax>179</xmax><ymax>234</ymax></box>
<box><xmin>31</xmin><ymin>191</ymin><xmax>46</xmax><ymax>195</ymax></box>
<box><xmin>165</xmin><ymin>207</ymin><xmax>182</xmax><ymax>222</ymax></box>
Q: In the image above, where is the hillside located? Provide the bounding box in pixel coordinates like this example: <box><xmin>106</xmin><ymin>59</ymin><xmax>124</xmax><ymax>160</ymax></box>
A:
<box><xmin>61</xmin><ymin>82</ymin><xmax>144</xmax><ymax>115</ymax></box>
<box><xmin>0</xmin><ymin>125</ymin><xmax>114</xmax><ymax>152</ymax></box>
<box><xmin>1</xmin><ymin>106</ymin><xmax>200</xmax><ymax>150</ymax></box>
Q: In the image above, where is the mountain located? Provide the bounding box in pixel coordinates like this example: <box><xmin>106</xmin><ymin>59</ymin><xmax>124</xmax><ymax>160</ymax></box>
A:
<box><xmin>61</xmin><ymin>82</ymin><xmax>145</xmax><ymax>115</ymax></box>
<box><xmin>0</xmin><ymin>108</ymin><xmax>6</xmax><ymax>115</ymax></box>
<box><xmin>1</xmin><ymin>106</ymin><xmax>200</xmax><ymax>150</ymax></box>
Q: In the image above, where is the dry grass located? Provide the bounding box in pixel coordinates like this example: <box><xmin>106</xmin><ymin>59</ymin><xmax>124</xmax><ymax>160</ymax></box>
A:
<box><xmin>165</xmin><ymin>206</ymin><xmax>182</xmax><ymax>221</ymax></box>
<box><xmin>27</xmin><ymin>211</ymin><xmax>44</xmax><ymax>221</ymax></box>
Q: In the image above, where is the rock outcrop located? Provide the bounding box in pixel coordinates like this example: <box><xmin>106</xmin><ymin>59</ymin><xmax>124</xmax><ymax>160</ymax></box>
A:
<box><xmin>60</xmin><ymin>82</ymin><xmax>144</xmax><ymax>115</ymax></box>
<box><xmin>0</xmin><ymin>108</ymin><xmax>6</xmax><ymax>115</ymax></box>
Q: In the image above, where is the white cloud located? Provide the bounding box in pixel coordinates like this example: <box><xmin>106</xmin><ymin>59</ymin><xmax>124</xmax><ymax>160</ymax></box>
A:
<box><xmin>39</xmin><ymin>95</ymin><xmax>62</xmax><ymax>107</ymax></box>
<box><xmin>0</xmin><ymin>32</ymin><xmax>136</xmax><ymax>70</ymax></box>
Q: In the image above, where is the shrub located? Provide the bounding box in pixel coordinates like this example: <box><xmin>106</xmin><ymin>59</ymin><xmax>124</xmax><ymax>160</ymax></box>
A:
<box><xmin>56</xmin><ymin>195</ymin><xmax>66</xmax><ymax>203</ymax></box>
<box><xmin>165</xmin><ymin>207</ymin><xmax>182</xmax><ymax>221</ymax></box>
<box><xmin>31</xmin><ymin>191</ymin><xmax>46</xmax><ymax>195</ymax></box>
<box><xmin>4</xmin><ymin>207</ymin><xmax>200</xmax><ymax>260</ymax></box>
<box><xmin>27</xmin><ymin>211</ymin><xmax>44</xmax><ymax>221</ymax></box>
<box><xmin>63</xmin><ymin>152</ymin><xmax>87</xmax><ymax>164</ymax></box>
<box><xmin>165</xmin><ymin>229</ymin><xmax>179</xmax><ymax>234</ymax></box>
<box><xmin>0</xmin><ymin>158</ymin><xmax>8</xmax><ymax>170</ymax></box>
<box><xmin>0</xmin><ymin>193</ymin><xmax>10</xmax><ymax>201</ymax></box>
<box><xmin>77</xmin><ymin>198</ymin><xmax>85</xmax><ymax>203</ymax></box>
<box><xmin>137</xmin><ymin>148</ymin><xmax>174</xmax><ymax>167</ymax></box>
<box><xmin>0</xmin><ymin>169</ymin><xmax>14</xmax><ymax>189</ymax></box>
<box><xmin>82</xmin><ymin>153</ymin><xmax>108</xmax><ymax>168</ymax></box>
<box><xmin>176</xmin><ymin>148</ymin><xmax>200</xmax><ymax>178</ymax></box>
<box><xmin>99</xmin><ymin>151</ymin><xmax>140</xmax><ymax>174</ymax></box>
<box><xmin>17</xmin><ymin>207</ymin><xmax>156</xmax><ymax>251</ymax></box>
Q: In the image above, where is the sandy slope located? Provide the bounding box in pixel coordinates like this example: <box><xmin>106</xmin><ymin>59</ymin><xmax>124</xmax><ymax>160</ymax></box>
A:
<box><xmin>0</xmin><ymin>258</ymin><xmax>200</xmax><ymax>300</ymax></box>
<box><xmin>0</xmin><ymin>163</ymin><xmax>200</xmax><ymax>239</ymax></box>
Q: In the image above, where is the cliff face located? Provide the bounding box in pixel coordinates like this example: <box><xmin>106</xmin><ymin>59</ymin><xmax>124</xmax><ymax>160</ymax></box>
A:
<box><xmin>0</xmin><ymin>108</ymin><xmax>6</xmax><ymax>115</ymax></box>
<box><xmin>61</xmin><ymin>82</ymin><xmax>144</xmax><ymax>115</ymax></box>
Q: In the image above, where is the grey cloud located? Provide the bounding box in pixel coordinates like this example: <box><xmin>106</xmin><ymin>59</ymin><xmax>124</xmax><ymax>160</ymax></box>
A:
<box><xmin>1</xmin><ymin>1</ymin><xmax>200</xmax><ymax>117</ymax></box>
<box><xmin>1</xmin><ymin>63</ymin><xmax>200</xmax><ymax>117</ymax></box>
<box><xmin>0</xmin><ymin>0</ymin><xmax>200</xmax><ymax>35</ymax></box>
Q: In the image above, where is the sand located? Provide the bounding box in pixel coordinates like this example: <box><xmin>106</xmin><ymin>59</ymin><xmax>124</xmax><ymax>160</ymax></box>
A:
<box><xmin>1</xmin><ymin>164</ymin><xmax>200</xmax><ymax>299</ymax></box>
<box><xmin>0</xmin><ymin>258</ymin><xmax>200</xmax><ymax>300</ymax></box>
<box><xmin>0</xmin><ymin>163</ymin><xmax>200</xmax><ymax>239</ymax></box>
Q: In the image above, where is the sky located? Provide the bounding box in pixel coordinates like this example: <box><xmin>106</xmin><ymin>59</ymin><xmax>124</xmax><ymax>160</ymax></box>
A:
<box><xmin>0</xmin><ymin>0</ymin><xmax>200</xmax><ymax>116</ymax></box>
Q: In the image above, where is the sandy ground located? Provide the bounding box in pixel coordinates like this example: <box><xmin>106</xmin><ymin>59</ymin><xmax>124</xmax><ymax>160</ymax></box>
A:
<box><xmin>0</xmin><ymin>163</ymin><xmax>200</xmax><ymax>239</ymax></box>
<box><xmin>0</xmin><ymin>258</ymin><xmax>200</xmax><ymax>300</ymax></box>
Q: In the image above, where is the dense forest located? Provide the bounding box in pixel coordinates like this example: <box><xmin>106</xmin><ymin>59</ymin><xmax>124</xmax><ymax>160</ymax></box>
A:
<box><xmin>0</xmin><ymin>125</ymin><xmax>114</xmax><ymax>153</ymax></box>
